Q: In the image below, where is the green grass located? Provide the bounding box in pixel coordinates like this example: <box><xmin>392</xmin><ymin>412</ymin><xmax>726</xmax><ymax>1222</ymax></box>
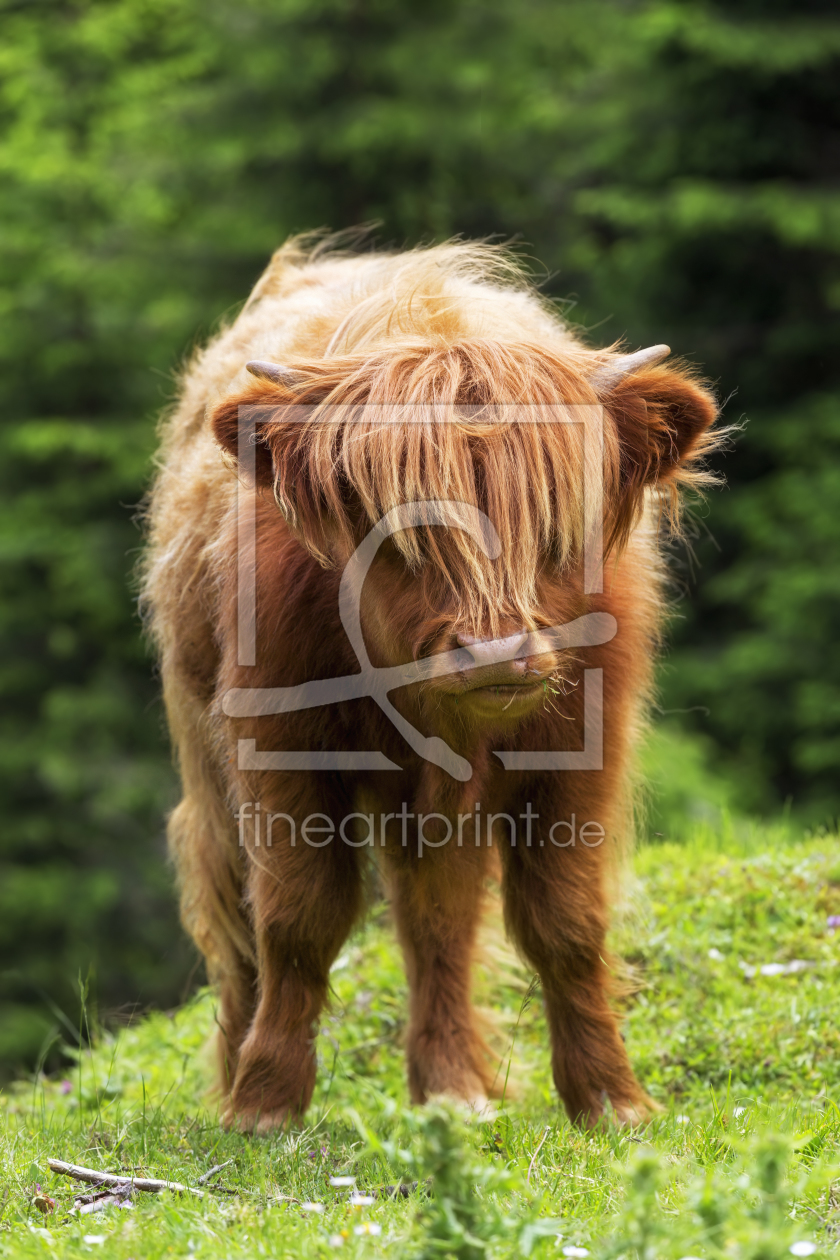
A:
<box><xmin>2</xmin><ymin>822</ymin><xmax>840</xmax><ymax>1257</ymax></box>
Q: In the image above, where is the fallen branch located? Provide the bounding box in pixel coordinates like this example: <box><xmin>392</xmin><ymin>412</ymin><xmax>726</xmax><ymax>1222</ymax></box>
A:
<box><xmin>48</xmin><ymin>1159</ymin><xmax>204</xmax><ymax>1198</ymax></box>
<box><xmin>72</xmin><ymin>1187</ymin><xmax>135</xmax><ymax>1216</ymax></box>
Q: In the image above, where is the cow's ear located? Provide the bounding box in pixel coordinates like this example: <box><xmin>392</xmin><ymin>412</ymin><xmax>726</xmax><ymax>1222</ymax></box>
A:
<box><xmin>601</xmin><ymin>364</ymin><xmax>720</xmax><ymax>549</ymax></box>
<box><xmin>209</xmin><ymin>377</ymin><xmax>352</xmax><ymax>564</ymax></box>
<box><xmin>210</xmin><ymin>383</ymin><xmax>282</xmax><ymax>485</ymax></box>
<box><xmin>211</xmin><ymin>360</ymin><xmax>326</xmax><ymax>480</ymax></box>
<box><xmin>606</xmin><ymin>365</ymin><xmax>719</xmax><ymax>495</ymax></box>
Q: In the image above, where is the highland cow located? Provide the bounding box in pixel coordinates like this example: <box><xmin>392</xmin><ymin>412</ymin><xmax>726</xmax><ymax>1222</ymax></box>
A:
<box><xmin>143</xmin><ymin>237</ymin><xmax>718</xmax><ymax>1131</ymax></box>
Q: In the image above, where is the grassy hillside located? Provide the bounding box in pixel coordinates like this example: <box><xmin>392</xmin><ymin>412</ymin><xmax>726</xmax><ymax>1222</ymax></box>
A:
<box><xmin>2</xmin><ymin>823</ymin><xmax>839</xmax><ymax>1257</ymax></box>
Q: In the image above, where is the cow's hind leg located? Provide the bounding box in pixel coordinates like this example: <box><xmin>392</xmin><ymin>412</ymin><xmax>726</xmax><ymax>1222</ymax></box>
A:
<box><xmin>167</xmin><ymin>791</ymin><xmax>257</xmax><ymax>1100</ymax></box>
<box><xmin>215</xmin><ymin>955</ymin><xmax>259</xmax><ymax>1096</ymax></box>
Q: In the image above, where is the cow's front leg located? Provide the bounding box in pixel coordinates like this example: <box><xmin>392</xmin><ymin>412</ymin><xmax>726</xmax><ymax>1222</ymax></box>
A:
<box><xmin>501</xmin><ymin>824</ymin><xmax>652</xmax><ymax>1128</ymax></box>
<box><xmin>227</xmin><ymin>798</ymin><xmax>363</xmax><ymax>1132</ymax></box>
<box><xmin>383</xmin><ymin>841</ymin><xmax>495</xmax><ymax>1110</ymax></box>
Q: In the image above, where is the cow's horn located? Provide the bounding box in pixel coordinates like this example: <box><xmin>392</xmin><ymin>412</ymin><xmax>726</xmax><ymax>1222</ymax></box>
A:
<box><xmin>246</xmin><ymin>360</ymin><xmax>306</xmax><ymax>386</ymax></box>
<box><xmin>592</xmin><ymin>344</ymin><xmax>671</xmax><ymax>388</ymax></box>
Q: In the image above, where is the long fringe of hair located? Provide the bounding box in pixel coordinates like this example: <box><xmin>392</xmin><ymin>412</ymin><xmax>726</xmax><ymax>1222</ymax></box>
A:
<box><xmin>212</xmin><ymin>237</ymin><xmax>722</xmax><ymax>637</ymax></box>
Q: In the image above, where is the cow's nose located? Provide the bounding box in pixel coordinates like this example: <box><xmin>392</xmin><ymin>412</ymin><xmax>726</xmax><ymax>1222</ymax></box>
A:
<box><xmin>456</xmin><ymin>629</ymin><xmax>528</xmax><ymax>667</ymax></box>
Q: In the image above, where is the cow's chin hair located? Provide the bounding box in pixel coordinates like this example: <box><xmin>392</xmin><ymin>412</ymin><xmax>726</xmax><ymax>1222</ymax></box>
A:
<box><xmin>414</xmin><ymin>677</ymin><xmax>553</xmax><ymax>740</ymax></box>
<box><xmin>443</xmin><ymin>681</ymin><xmax>548</xmax><ymax>722</ymax></box>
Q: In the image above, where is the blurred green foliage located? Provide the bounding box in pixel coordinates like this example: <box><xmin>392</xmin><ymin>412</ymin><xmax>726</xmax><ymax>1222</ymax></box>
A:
<box><xmin>0</xmin><ymin>0</ymin><xmax>837</xmax><ymax>1071</ymax></box>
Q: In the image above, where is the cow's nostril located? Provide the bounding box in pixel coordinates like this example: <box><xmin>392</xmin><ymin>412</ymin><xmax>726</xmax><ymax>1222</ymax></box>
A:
<box><xmin>456</xmin><ymin>629</ymin><xmax>528</xmax><ymax>667</ymax></box>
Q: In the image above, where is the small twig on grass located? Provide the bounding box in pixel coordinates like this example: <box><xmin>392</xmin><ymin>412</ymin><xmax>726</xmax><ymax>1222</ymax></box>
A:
<box><xmin>805</xmin><ymin>1203</ymin><xmax>840</xmax><ymax>1237</ymax></box>
<box><xmin>197</xmin><ymin>1159</ymin><xmax>235</xmax><ymax>1186</ymax></box>
<box><xmin>48</xmin><ymin>1158</ymin><xmax>204</xmax><ymax>1198</ymax></box>
<box><xmin>375</xmin><ymin>1180</ymin><xmax>430</xmax><ymax>1199</ymax></box>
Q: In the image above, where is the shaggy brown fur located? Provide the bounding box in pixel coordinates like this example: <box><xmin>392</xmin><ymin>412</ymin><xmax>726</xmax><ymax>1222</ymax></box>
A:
<box><xmin>143</xmin><ymin>236</ymin><xmax>718</xmax><ymax>1131</ymax></box>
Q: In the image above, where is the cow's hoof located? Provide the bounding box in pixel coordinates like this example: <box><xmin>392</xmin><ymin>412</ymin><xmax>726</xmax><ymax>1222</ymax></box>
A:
<box><xmin>223</xmin><ymin>1104</ymin><xmax>294</xmax><ymax>1134</ymax></box>
<box><xmin>602</xmin><ymin>1092</ymin><xmax>660</xmax><ymax>1128</ymax></box>
<box><xmin>427</xmin><ymin>1090</ymin><xmax>498</xmax><ymax>1121</ymax></box>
